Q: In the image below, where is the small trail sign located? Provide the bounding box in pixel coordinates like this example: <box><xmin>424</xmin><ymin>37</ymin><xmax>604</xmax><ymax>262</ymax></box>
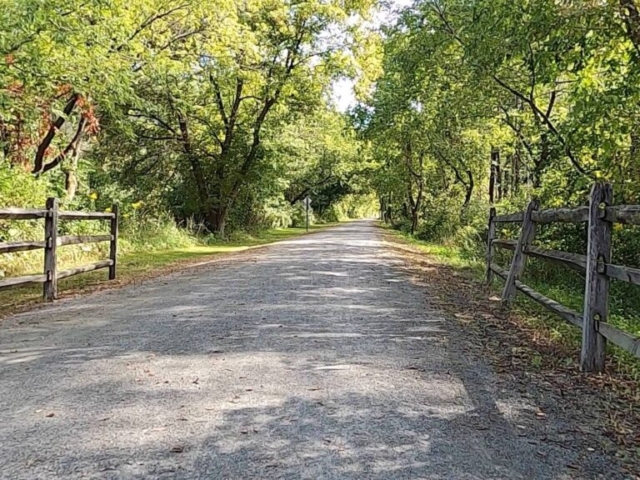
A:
<box><xmin>303</xmin><ymin>196</ymin><xmax>311</xmax><ymax>232</ymax></box>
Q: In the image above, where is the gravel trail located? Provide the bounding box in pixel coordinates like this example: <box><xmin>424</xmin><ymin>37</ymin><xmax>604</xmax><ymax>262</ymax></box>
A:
<box><xmin>0</xmin><ymin>221</ymin><xmax>620</xmax><ymax>479</ymax></box>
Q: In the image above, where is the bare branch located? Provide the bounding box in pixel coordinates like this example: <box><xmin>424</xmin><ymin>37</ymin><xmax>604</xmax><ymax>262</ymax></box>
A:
<box><xmin>127</xmin><ymin>111</ymin><xmax>176</xmax><ymax>134</ymax></box>
<box><xmin>33</xmin><ymin>93</ymin><xmax>79</xmax><ymax>174</ymax></box>
<box><xmin>492</xmin><ymin>75</ymin><xmax>589</xmax><ymax>177</ymax></box>
<box><xmin>210</xmin><ymin>76</ymin><xmax>229</xmax><ymax>127</ymax></box>
<box><xmin>114</xmin><ymin>4</ymin><xmax>189</xmax><ymax>52</ymax></box>
<box><xmin>41</xmin><ymin>115</ymin><xmax>87</xmax><ymax>174</ymax></box>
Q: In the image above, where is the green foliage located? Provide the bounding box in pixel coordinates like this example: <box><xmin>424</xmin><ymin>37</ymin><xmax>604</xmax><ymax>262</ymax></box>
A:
<box><xmin>0</xmin><ymin>0</ymin><xmax>381</xmax><ymax>281</ymax></box>
<box><xmin>359</xmin><ymin>0</ymin><xmax>640</xmax><ymax>372</ymax></box>
<box><xmin>362</xmin><ymin>0</ymin><xmax>640</xmax><ymax>238</ymax></box>
<box><xmin>0</xmin><ymin>161</ymin><xmax>47</xmax><ymax>209</ymax></box>
<box><xmin>0</xmin><ymin>0</ymin><xmax>379</xmax><ymax>207</ymax></box>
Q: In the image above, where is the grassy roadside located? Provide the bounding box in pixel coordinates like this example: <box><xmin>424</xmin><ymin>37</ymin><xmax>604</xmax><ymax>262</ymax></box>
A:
<box><xmin>0</xmin><ymin>224</ymin><xmax>335</xmax><ymax>317</ymax></box>
<box><xmin>380</xmin><ymin>223</ymin><xmax>640</xmax><ymax>379</ymax></box>
<box><xmin>383</xmin><ymin>225</ymin><xmax>486</xmax><ymax>272</ymax></box>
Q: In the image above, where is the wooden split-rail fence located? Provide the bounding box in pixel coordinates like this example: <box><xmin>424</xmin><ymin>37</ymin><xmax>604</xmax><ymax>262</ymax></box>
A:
<box><xmin>486</xmin><ymin>182</ymin><xmax>640</xmax><ymax>372</ymax></box>
<box><xmin>0</xmin><ymin>198</ymin><xmax>118</xmax><ymax>301</ymax></box>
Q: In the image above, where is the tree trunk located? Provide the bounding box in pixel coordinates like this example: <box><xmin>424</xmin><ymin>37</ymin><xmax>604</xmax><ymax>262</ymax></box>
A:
<box><xmin>212</xmin><ymin>208</ymin><xmax>228</xmax><ymax>236</ymax></box>
<box><xmin>463</xmin><ymin>170</ymin><xmax>474</xmax><ymax>209</ymax></box>
<box><xmin>489</xmin><ymin>149</ymin><xmax>498</xmax><ymax>203</ymax></box>
<box><xmin>64</xmin><ymin>146</ymin><xmax>80</xmax><ymax>201</ymax></box>
<box><xmin>408</xmin><ymin>180</ymin><xmax>423</xmax><ymax>235</ymax></box>
<box><xmin>496</xmin><ymin>153</ymin><xmax>502</xmax><ymax>201</ymax></box>
<box><xmin>64</xmin><ymin>168</ymin><xmax>78</xmax><ymax>201</ymax></box>
<box><xmin>33</xmin><ymin>94</ymin><xmax>79</xmax><ymax>174</ymax></box>
<box><xmin>177</xmin><ymin>112</ymin><xmax>217</xmax><ymax>231</ymax></box>
<box><xmin>410</xmin><ymin>208</ymin><xmax>419</xmax><ymax>235</ymax></box>
<box><xmin>533</xmin><ymin>133</ymin><xmax>550</xmax><ymax>188</ymax></box>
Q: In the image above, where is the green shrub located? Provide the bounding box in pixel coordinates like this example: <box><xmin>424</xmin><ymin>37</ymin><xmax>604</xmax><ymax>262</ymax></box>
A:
<box><xmin>259</xmin><ymin>198</ymin><xmax>294</xmax><ymax>229</ymax></box>
<box><xmin>319</xmin><ymin>205</ymin><xmax>342</xmax><ymax>223</ymax></box>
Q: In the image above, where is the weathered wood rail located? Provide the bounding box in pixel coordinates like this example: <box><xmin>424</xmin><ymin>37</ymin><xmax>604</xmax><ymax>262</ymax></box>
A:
<box><xmin>0</xmin><ymin>198</ymin><xmax>118</xmax><ymax>301</ymax></box>
<box><xmin>486</xmin><ymin>182</ymin><xmax>640</xmax><ymax>372</ymax></box>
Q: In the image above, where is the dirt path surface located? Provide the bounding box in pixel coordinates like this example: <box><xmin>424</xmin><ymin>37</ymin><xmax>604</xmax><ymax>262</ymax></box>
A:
<box><xmin>0</xmin><ymin>221</ymin><xmax>626</xmax><ymax>479</ymax></box>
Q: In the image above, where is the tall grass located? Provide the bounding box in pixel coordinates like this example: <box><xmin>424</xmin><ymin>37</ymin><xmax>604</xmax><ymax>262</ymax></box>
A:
<box><xmin>0</xmin><ymin>213</ymin><xmax>202</xmax><ymax>280</ymax></box>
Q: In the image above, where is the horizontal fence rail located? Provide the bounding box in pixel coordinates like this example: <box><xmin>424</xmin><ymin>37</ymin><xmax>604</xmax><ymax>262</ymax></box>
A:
<box><xmin>0</xmin><ymin>208</ymin><xmax>49</xmax><ymax>220</ymax></box>
<box><xmin>486</xmin><ymin>182</ymin><xmax>640</xmax><ymax>372</ymax></box>
<box><xmin>0</xmin><ymin>198</ymin><xmax>118</xmax><ymax>301</ymax></box>
<box><xmin>0</xmin><ymin>210</ymin><xmax>115</xmax><ymax>220</ymax></box>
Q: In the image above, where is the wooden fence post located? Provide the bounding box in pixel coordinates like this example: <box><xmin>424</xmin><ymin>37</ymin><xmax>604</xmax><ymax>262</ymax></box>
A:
<box><xmin>485</xmin><ymin>207</ymin><xmax>496</xmax><ymax>284</ymax></box>
<box><xmin>581</xmin><ymin>182</ymin><xmax>612</xmax><ymax>373</ymax></box>
<box><xmin>43</xmin><ymin>197</ymin><xmax>59</xmax><ymax>301</ymax></box>
<box><xmin>109</xmin><ymin>204</ymin><xmax>118</xmax><ymax>280</ymax></box>
<box><xmin>502</xmin><ymin>199</ymin><xmax>539</xmax><ymax>304</ymax></box>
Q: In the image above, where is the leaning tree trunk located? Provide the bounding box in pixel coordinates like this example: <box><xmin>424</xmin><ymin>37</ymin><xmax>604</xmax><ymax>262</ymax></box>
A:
<box><xmin>462</xmin><ymin>170</ymin><xmax>474</xmax><ymax>210</ymax></box>
<box><xmin>212</xmin><ymin>207</ymin><xmax>228</xmax><ymax>236</ymax></box>
<box><xmin>410</xmin><ymin>208</ymin><xmax>419</xmax><ymax>235</ymax></box>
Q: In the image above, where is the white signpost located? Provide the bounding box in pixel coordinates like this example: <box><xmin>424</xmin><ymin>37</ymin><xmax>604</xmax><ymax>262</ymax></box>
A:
<box><xmin>303</xmin><ymin>196</ymin><xmax>312</xmax><ymax>232</ymax></box>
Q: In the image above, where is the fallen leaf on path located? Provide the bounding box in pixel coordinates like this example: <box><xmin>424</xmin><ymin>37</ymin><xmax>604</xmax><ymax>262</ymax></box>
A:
<box><xmin>170</xmin><ymin>446</ymin><xmax>184</xmax><ymax>453</ymax></box>
<box><xmin>45</xmin><ymin>412</ymin><xmax>55</xmax><ymax>418</ymax></box>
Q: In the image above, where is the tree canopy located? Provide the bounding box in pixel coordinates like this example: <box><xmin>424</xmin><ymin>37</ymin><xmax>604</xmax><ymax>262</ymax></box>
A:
<box><xmin>1</xmin><ymin>0</ymin><xmax>379</xmax><ymax>234</ymax></box>
<box><xmin>361</xmin><ymin>0</ymin><xmax>640</xmax><ymax>242</ymax></box>
<box><xmin>4</xmin><ymin>0</ymin><xmax>640</xmax><ymax>240</ymax></box>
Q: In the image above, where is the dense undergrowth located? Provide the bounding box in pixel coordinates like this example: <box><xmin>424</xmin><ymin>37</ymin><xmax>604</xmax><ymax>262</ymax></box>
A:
<box><xmin>0</xmin><ymin>200</ymin><xmax>361</xmax><ymax>280</ymax></box>
<box><xmin>0</xmin><ymin>156</ymin><xmax>378</xmax><ymax>281</ymax></box>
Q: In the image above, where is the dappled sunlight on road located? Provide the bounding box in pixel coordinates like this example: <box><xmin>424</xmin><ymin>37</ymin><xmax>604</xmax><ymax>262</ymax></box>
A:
<box><xmin>0</xmin><ymin>221</ymin><xmax>602</xmax><ymax>479</ymax></box>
